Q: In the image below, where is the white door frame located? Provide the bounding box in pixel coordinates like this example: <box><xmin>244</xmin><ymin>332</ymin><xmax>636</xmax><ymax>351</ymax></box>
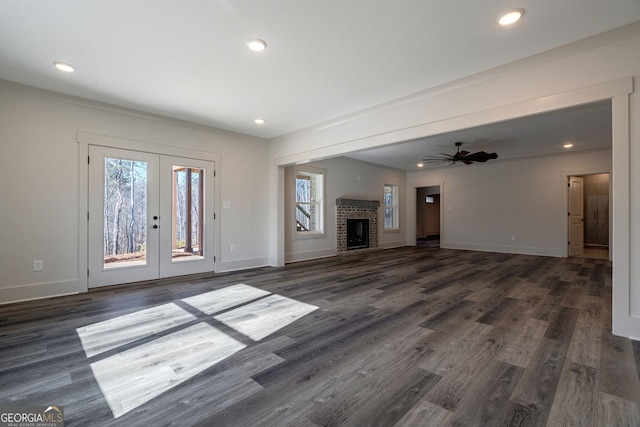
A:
<box><xmin>406</xmin><ymin>181</ymin><xmax>445</xmax><ymax>247</ymax></box>
<box><xmin>414</xmin><ymin>184</ymin><xmax>443</xmax><ymax>244</ymax></box>
<box><xmin>78</xmin><ymin>132</ymin><xmax>222</xmax><ymax>292</ymax></box>
<box><xmin>561</xmin><ymin>169</ymin><xmax>612</xmax><ymax>259</ymax></box>
<box><xmin>568</xmin><ymin>176</ymin><xmax>585</xmax><ymax>256</ymax></box>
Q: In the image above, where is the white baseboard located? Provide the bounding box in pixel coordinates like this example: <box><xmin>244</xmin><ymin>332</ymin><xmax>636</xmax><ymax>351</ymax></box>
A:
<box><xmin>0</xmin><ymin>279</ymin><xmax>79</xmax><ymax>305</ymax></box>
<box><xmin>219</xmin><ymin>257</ymin><xmax>271</xmax><ymax>272</ymax></box>
<box><xmin>380</xmin><ymin>240</ymin><xmax>407</xmax><ymax>249</ymax></box>
<box><xmin>285</xmin><ymin>248</ymin><xmax>336</xmax><ymax>263</ymax></box>
<box><xmin>441</xmin><ymin>241</ymin><xmax>562</xmax><ymax>257</ymax></box>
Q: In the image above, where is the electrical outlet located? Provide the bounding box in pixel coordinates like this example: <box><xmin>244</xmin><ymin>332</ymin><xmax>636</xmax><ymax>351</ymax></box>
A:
<box><xmin>33</xmin><ymin>260</ymin><xmax>44</xmax><ymax>271</ymax></box>
<box><xmin>230</xmin><ymin>244</ymin><xmax>236</xmax><ymax>253</ymax></box>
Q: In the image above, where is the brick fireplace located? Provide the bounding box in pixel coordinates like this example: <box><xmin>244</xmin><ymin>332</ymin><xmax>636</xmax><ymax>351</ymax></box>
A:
<box><xmin>336</xmin><ymin>198</ymin><xmax>380</xmax><ymax>255</ymax></box>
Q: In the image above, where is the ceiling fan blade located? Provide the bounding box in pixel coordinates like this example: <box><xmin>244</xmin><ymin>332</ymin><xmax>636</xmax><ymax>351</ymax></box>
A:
<box><xmin>421</xmin><ymin>154</ymin><xmax>454</xmax><ymax>162</ymax></box>
<box><xmin>462</xmin><ymin>151</ymin><xmax>498</xmax><ymax>163</ymax></box>
<box><xmin>421</xmin><ymin>158</ymin><xmax>452</xmax><ymax>164</ymax></box>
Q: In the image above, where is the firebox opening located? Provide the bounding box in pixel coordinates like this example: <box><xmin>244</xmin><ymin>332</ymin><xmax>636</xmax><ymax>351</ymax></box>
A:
<box><xmin>347</xmin><ymin>219</ymin><xmax>370</xmax><ymax>250</ymax></box>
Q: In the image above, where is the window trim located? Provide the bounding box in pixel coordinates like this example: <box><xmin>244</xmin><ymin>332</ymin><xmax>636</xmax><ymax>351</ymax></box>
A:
<box><xmin>293</xmin><ymin>165</ymin><xmax>327</xmax><ymax>239</ymax></box>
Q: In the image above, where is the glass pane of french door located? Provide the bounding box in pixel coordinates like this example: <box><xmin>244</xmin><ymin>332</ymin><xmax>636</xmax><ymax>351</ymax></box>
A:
<box><xmin>171</xmin><ymin>165</ymin><xmax>204</xmax><ymax>262</ymax></box>
<box><xmin>159</xmin><ymin>156</ymin><xmax>215</xmax><ymax>278</ymax></box>
<box><xmin>103</xmin><ymin>157</ymin><xmax>149</xmax><ymax>269</ymax></box>
<box><xmin>88</xmin><ymin>146</ymin><xmax>160</xmax><ymax>288</ymax></box>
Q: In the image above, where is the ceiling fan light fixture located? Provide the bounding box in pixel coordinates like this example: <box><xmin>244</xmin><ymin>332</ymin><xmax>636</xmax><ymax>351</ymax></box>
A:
<box><xmin>498</xmin><ymin>8</ymin><xmax>524</xmax><ymax>26</ymax></box>
<box><xmin>53</xmin><ymin>61</ymin><xmax>75</xmax><ymax>72</ymax></box>
<box><xmin>247</xmin><ymin>38</ymin><xmax>267</xmax><ymax>52</ymax></box>
<box><xmin>417</xmin><ymin>162</ymin><xmax>424</xmax><ymax>168</ymax></box>
<box><xmin>563</xmin><ymin>143</ymin><xmax>574</xmax><ymax>148</ymax></box>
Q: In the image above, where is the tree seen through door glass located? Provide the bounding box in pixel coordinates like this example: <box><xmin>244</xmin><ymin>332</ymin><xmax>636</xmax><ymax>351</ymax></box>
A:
<box><xmin>103</xmin><ymin>158</ymin><xmax>148</xmax><ymax>268</ymax></box>
<box><xmin>172</xmin><ymin>165</ymin><xmax>205</xmax><ymax>261</ymax></box>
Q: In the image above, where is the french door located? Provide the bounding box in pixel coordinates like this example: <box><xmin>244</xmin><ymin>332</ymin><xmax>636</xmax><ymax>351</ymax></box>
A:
<box><xmin>88</xmin><ymin>145</ymin><xmax>215</xmax><ymax>288</ymax></box>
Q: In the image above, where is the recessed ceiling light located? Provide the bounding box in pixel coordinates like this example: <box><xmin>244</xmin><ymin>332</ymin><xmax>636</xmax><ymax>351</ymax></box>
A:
<box><xmin>498</xmin><ymin>8</ymin><xmax>524</xmax><ymax>26</ymax></box>
<box><xmin>563</xmin><ymin>143</ymin><xmax>574</xmax><ymax>148</ymax></box>
<box><xmin>254</xmin><ymin>118</ymin><xmax>266</xmax><ymax>125</ymax></box>
<box><xmin>417</xmin><ymin>162</ymin><xmax>424</xmax><ymax>168</ymax></box>
<box><xmin>247</xmin><ymin>38</ymin><xmax>267</xmax><ymax>52</ymax></box>
<box><xmin>53</xmin><ymin>61</ymin><xmax>75</xmax><ymax>72</ymax></box>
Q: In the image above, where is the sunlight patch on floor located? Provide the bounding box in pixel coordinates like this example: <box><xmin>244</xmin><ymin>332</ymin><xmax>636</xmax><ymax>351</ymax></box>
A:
<box><xmin>76</xmin><ymin>303</ymin><xmax>196</xmax><ymax>357</ymax></box>
<box><xmin>90</xmin><ymin>322</ymin><xmax>245</xmax><ymax>418</ymax></box>
<box><xmin>181</xmin><ymin>283</ymin><xmax>270</xmax><ymax>315</ymax></box>
<box><xmin>215</xmin><ymin>294</ymin><xmax>318</xmax><ymax>341</ymax></box>
<box><xmin>76</xmin><ymin>284</ymin><xmax>318</xmax><ymax>419</ymax></box>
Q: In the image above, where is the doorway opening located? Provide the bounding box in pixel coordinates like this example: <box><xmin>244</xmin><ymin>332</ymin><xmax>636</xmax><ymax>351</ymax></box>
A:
<box><xmin>568</xmin><ymin>173</ymin><xmax>609</xmax><ymax>260</ymax></box>
<box><xmin>416</xmin><ymin>185</ymin><xmax>441</xmax><ymax>249</ymax></box>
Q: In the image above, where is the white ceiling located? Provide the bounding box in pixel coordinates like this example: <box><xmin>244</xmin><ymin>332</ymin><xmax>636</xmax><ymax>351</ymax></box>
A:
<box><xmin>345</xmin><ymin>100</ymin><xmax>613</xmax><ymax>171</ymax></box>
<box><xmin>0</xmin><ymin>1</ymin><xmax>638</xmax><ymax>143</ymax></box>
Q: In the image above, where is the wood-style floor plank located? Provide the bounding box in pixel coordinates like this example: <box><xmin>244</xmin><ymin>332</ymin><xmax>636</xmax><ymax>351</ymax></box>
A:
<box><xmin>0</xmin><ymin>246</ymin><xmax>638</xmax><ymax>426</ymax></box>
<box><xmin>494</xmin><ymin>317</ymin><xmax>549</xmax><ymax>369</ymax></box>
<box><xmin>447</xmin><ymin>361</ymin><xmax>524</xmax><ymax>426</ymax></box>
<box><xmin>546</xmin><ymin>362</ymin><xmax>599</xmax><ymax>426</ymax></box>
<box><xmin>598</xmin><ymin>392</ymin><xmax>640</xmax><ymax>426</ymax></box>
<box><xmin>599</xmin><ymin>329</ymin><xmax>640</xmax><ymax>404</ymax></box>
<box><xmin>567</xmin><ymin>296</ymin><xmax>602</xmax><ymax>368</ymax></box>
<box><xmin>510</xmin><ymin>335</ymin><xmax>570</xmax><ymax>426</ymax></box>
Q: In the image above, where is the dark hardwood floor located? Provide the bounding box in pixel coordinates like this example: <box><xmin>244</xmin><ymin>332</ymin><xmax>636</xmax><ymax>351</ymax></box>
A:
<box><xmin>1</xmin><ymin>247</ymin><xmax>639</xmax><ymax>426</ymax></box>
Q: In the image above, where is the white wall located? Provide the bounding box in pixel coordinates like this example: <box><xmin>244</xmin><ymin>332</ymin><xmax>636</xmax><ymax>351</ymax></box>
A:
<box><xmin>284</xmin><ymin>156</ymin><xmax>406</xmax><ymax>262</ymax></box>
<box><xmin>407</xmin><ymin>149</ymin><xmax>611</xmax><ymax>256</ymax></box>
<box><xmin>0</xmin><ymin>81</ymin><xmax>270</xmax><ymax>303</ymax></box>
<box><xmin>268</xmin><ymin>22</ymin><xmax>640</xmax><ymax>339</ymax></box>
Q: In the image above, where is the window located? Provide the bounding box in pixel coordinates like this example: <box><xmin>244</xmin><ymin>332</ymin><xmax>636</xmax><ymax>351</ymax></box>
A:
<box><xmin>383</xmin><ymin>184</ymin><xmax>399</xmax><ymax>230</ymax></box>
<box><xmin>294</xmin><ymin>166</ymin><xmax>326</xmax><ymax>236</ymax></box>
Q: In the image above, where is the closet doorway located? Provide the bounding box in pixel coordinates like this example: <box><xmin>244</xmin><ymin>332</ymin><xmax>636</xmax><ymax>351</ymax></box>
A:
<box><xmin>416</xmin><ymin>185</ymin><xmax>441</xmax><ymax>248</ymax></box>
<box><xmin>568</xmin><ymin>173</ymin><xmax>610</xmax><ymax>260</ymax></box>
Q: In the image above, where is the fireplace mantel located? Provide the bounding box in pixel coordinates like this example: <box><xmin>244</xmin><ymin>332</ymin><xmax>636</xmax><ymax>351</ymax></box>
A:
<box><xmin>336</xmin><ymin>198</ymin><xmax>380</xmax><ymax>209</ymax></box>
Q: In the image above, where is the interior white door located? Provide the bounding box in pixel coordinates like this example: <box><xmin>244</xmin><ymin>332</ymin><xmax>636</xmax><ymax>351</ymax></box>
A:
<box><xmin>88</xmin><ymin>146</ymin><xmax>160</xmax><ymax>287</ymax></box>
<box><xmin>89</xmin><ymin>146</ymin><xmax>215</xmax><ymax>288</ymax></box>
<box><xmin>569</xmin><ymin>176</ymin><xmax>584</xmax><ymax>256</ymax></box>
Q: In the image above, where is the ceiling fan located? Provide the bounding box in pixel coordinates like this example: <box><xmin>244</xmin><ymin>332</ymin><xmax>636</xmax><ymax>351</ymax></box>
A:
<box><xmin>421</xmin><ymin>142</ymin><xmax>498</xmax><ymax>166</ymax></box>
